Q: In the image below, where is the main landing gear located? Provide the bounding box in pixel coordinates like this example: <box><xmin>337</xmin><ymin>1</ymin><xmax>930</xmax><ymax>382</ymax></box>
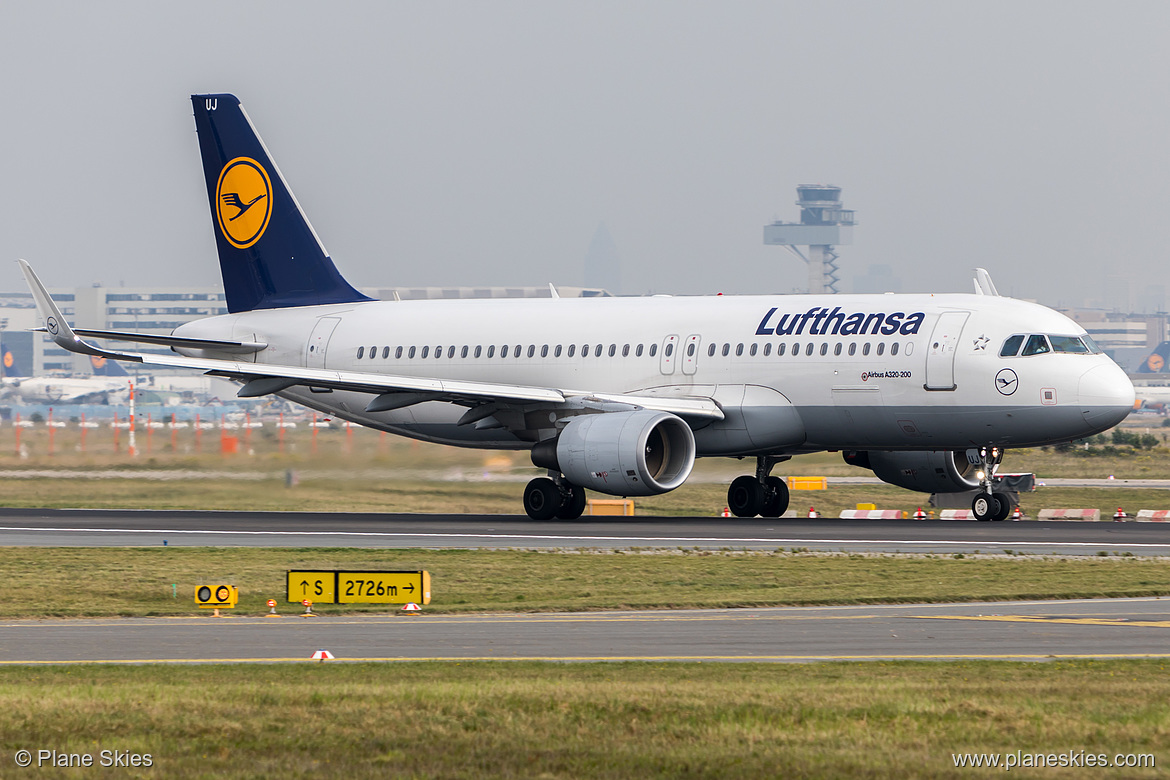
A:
<box><xmin>969</xmin><ymin>446</ymin><xmax>1011</xmax><ymax>522</ymax></box>
<box><xmin>726</xmin><ymin>456</ymin><xmax>790</xmax><ymax>518</ymax></box>
<box><xmin>523</xmin><ymin>474</ymin><xmax>587</xmax><ymax>521</ymax></box>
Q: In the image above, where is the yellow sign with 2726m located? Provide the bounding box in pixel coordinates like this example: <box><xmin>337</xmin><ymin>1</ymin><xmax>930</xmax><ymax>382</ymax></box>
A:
<box><xmin>286</xmin><ymin>571</ymin><xmax>431</xmax><ymax>605</ymax></box>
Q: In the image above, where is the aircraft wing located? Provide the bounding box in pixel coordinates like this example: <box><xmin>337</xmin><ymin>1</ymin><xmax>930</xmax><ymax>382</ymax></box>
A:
<box><xmin>37</xmin><ymin>327</ymin><xmax>268</xmax><ymax>354</ymax></box>
<box><xmin>18</xmin><ymin>260</ymin><xmax>723</xmax><ymax>421</ymax></box>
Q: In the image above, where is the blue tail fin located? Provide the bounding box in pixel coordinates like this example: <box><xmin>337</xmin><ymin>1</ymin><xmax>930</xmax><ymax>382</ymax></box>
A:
<box><xmin>1137</xmin><ymin>341</ymin><xmax>1170</xmax><ymax>373</ymax></box>
<box><xmin>90</xmin><ymin>355</ymin><xmax>128</xmax><ymax>376</ymax></box>
<box><xmin>191</xmin><ymin>94</ymin><xmax>372</xmax><ymax>313</ymax></box>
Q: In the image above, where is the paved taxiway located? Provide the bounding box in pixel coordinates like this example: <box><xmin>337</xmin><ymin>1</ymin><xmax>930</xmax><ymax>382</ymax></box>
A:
<box><xmin>1</xmin><ymin>598</ymin><xmax>1167</xmax><ymax>664</ymax></box>
<box><xmin>0</xmin><ymin>508</ymin><xmax>1167</xmax><ymax>555</ymax></box>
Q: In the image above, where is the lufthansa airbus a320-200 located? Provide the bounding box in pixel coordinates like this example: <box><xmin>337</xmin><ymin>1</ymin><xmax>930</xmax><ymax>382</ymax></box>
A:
<box><xmin>19</xmin><ymin>94</ymin><xmax>1135</xmax><ymax>521</ymax></box>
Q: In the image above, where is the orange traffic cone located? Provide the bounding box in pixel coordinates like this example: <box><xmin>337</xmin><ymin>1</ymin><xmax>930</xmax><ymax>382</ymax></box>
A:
<box><xmin>1114</xmin><ymin>507</ymin><xmax>1128</xmax><ymax>521</ymax></box>
<box><xmin>807</xmin><ymin>506</ymin><xmax>819</xmax><ymax>518</ymax></box>
<box><xmin>1011</xmin><ymin>506</ymin><xmax>1023</xmax><ymax>521</ymax></box>
<box><xmin>720</xmin><ymin>506</ymin><xmax>731</xmax><ymax>517</ymax></box>
<box><xmin>913</xmin><ymin>507</ymin><xmax>928</xmax><ymax>520</ymax></box>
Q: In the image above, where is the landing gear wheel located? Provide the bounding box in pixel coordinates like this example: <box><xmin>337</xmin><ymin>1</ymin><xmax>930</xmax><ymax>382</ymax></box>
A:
<box><xmin>523</xmin><ymin>477</ymin><xmax>561</xmax><ymax>521</ymax></box>
<box><xmin>728</xmin><ymin>475</ymin><xmax>765</xmax><ymax>518</ymax></box>
<box><xmin>556</xmin><ymin>485</ymin><xmax>587</xmax><ymax>520</ymax></box>
<box><xmin>971</xmin><ymin>493</ymin><xmax>1001</xmax><ymax>522</ymax></box>
<box><xmin>760</xmin><ymin>476</ymin><xmax>789</xmax><ymax>518</ymax></box>
<box><xmin>990</xmin><ymin>491</ymin><xmax>1012</xmax><ymax>522</ymax></box>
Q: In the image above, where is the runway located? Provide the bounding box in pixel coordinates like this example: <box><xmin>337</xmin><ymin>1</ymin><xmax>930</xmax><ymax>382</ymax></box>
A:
<box><xmin>0</xmin><ymin>507</ymin><xmax>1167</xmax><ymax>555</ymax></box>
<box><xmin>1</xmin><ymin>598</ymin><xmax>1166</xmax><ymax>664</ymax></box>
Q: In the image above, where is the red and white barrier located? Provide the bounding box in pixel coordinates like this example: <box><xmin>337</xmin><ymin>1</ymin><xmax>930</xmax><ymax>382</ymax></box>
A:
<box><xmin>1037</xmin><ymin>509</ymin><xmax>1101</xmax><ymax>522</ymax></box>
<box><xmin>938</xmin><ymin>509</ymin><xmax>974</xmax><ymax>520</ymax></box>
<box><xmin>839</xmin><ymin>509</ymin><xmax>903</xmax><ymax>519</ymax></box>
<box><xmin>1135</xmin><ymin>510</ymin><xmax>1170</xmax><ymax>522</ymax></box>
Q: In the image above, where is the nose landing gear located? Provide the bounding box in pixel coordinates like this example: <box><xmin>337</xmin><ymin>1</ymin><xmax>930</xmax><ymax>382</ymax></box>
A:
<box><xmin>968</xmin><ymin>446</ymin><xmax>1011</xmax><ymax>521</ymax></box>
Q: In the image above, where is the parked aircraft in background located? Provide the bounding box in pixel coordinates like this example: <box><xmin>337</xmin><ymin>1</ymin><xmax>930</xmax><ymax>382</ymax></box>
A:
<box><xmin>18</xmin><ymin>94</ymin><xmax>1136</xmax><ymax>520</ymax></box>
<box><xmin>0</xmin><ymin>347</ymin><xmax>129</xmax><ymax>405</ymax></box>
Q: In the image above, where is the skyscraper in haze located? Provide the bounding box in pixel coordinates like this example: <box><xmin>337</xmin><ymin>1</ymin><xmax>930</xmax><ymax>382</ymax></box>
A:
<box><xmin>584</xmin><ymin>223</ymin><xmax>621</xmax><ymax>294</ymax></box>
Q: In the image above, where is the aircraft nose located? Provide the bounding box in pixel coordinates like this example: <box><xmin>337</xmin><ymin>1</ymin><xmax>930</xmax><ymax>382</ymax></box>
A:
<box><xmin>1079</xmin><ymin>362</ymin><xmax>1135</xmax><ymax>433</ymax></box>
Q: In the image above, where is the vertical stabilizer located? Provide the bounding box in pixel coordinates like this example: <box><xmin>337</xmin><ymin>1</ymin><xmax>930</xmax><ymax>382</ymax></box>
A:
<box><xmin>191</xmin><ymin>94</ymin><xmax>372</xmax><ymax>313</ymax></box>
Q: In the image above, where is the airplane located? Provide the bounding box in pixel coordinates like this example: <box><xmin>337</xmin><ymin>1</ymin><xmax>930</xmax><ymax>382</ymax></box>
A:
<box><xmin>0</xmin><ymin>348</ymin><xmax>129</xmax><ymax>405</ymax></box>
<box><xmin>17</xmin><ymin>93</ymin><xmax>1136</xmax><ymax>521</ymax></box>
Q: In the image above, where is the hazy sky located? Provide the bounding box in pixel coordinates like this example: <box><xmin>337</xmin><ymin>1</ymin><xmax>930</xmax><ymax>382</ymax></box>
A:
<box><xmin>2</xmin><ymin>1</ymin><xmax>1168</xmax><ymax>307</ymax></box>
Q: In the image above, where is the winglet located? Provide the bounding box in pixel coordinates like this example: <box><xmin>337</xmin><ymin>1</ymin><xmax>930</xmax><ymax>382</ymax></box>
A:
<box><xmin>973</xmin><ymin>268</ymin><xmax>1000</xmax><ymax>297</ymax></box>
<box><xmin>17</xmin><ymin>259</ymin><xmax>113</xmax><ymax>358</ymax></box>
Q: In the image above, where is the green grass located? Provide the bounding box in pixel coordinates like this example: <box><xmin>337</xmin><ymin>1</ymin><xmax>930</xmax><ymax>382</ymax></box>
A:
<box><xmin>0</xmin><ymin>661</ymin><xmax>1164</xmax><ymax>778</ymax></box>
<box><xmin>3</xmin><ymin>547</ymin><xmax>1169</xmax><ymax>618</ymax></box>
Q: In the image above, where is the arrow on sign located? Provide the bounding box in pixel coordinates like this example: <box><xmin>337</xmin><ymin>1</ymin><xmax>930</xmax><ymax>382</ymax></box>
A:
<box><xmin>300</xmin><ymin>580</ymin><xmax>311</xmax><ymax>595</ymax></box>
<box><xmin>404</xmin><ymin>583</ymin><xmax>415</xmax><ymax>593</ymax></box>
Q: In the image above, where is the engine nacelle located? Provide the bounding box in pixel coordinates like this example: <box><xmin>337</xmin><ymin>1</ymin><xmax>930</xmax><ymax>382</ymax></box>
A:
<box><xmin>531</xmin><ymin>410</ymin><xmax>695</xmax><ymax>497</ymax></box>
<box><xmin>844</xmin><ymin>450</ymin><xmax>981</xmax><ymax>493</ymax></box>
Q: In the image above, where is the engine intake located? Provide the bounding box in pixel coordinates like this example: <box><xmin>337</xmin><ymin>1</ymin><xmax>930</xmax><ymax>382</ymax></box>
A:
<box><xmin>843</xmin><ymin>450</ymin><xmax>981</xmax><ymax>493</ymax></box>
<box><xmin>531</xmin><ymin>410</ymin><xmax>695</xmax><ymax>496</ymax></box>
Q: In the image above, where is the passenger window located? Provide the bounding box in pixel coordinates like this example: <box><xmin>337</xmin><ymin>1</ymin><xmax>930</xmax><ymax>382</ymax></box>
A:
<box><xmin>735</xmin><ymin>344</ymin><xmax>743</xmax><ymax>357</ymax></box>
<box><xmin>382</xmin><ymin>347</ymin><xmax>390</xmax><ymax>359</ymax></box>
<box><xmin>664</xmin><ymin>343</ymin><xmax>673</xmax><ymax>357</ymax></box>
<box><xmin>582</xmin><ymin>344</ymin><xmax>590</xmax><ymax>357</ymax></box>
<box><xmin>436</xmin><ymin>346</ymin><xmax>443</xmax><ymax>359</ymax></box>
<box><xmin>369</xmin><ymin>345</ymin><xmax>376</xmax><ymax>357</ymax></box>
<box><xmin>763</xmin><ymin>343</ymin><xmax>771</xmax><ymax>357</ymax></box>
<box><xmin>447</xmin><ymin>346</ymin><xmax>455</xmax><ymax>358</ymax></box>
<box><xmin>595</xmin><ymin>344</ymin><xmax>602</xmax><ymax>356</ymax></box>
<box><xmin>501</xmin><ymin>345</ymin><xmax>509</xmax><ymax>358</ymax></box>
<box><xmin>396</xmin><ymin>346</ymin><xmax>403</xmax><ymax>359</ymax></box>
<box><xmin>1000</xmin><ymin>334</ymin><xmax>1024</xmax><ymax>357</ymax></box>
<box><xmin>792</xmin><ymin>343</ymin><xmax>800</xmax><ymax>355</ymax></box>
<box><xmin>749</xmin><ymin>343</ymin><xmax>758</xmax><ymax>356</ymax></box>
<box><xmin>421</xmin><ymin>346</ymin><xmax>430</xmax><ymax>358</ymax></box>
<box><xmin>568</xmin><ymin>344</ymin><xmax>576</xmax><ymax>357</ymax></box>
<box><xmin>1022</xmin><ymin>335</ymin><xmax>1050</xmax><ymax>356</ymax></box>
<box><xmin>408</xmin><ymin>346</ymin><xmax>416</xmax><ymax>359</ymax></box>
<box><xmin>848</xmin><ymin>343</ymin><xmax>856</xmax><ymax>356</ymax></box>
<box><xmin>890</xmin><ymin>342</ymin><xmax>899</xmax><ymax>356</ymax></box>
<box><xmin>819</xmin><ymin>343</ymin><xmax>827</xmax><ymax>356</ymax></box>
<box><xmin>554</xmin><ymin>345</ymin><xmax>562</xmax><ymax>357</ymax></box>
<box><xmin>636</xmin><ymin>344</ymin><xmax>644</xmax><ymax>357</ymax></box>
<box><xmin>622</xmin><ymin>344</ymin><xmax>630</xmax><ymax>357</ymax></box>
<box><xmin>487</xmin><ymin>345</ymin><xmax>495</xmax><ymax>358</ymax></box>
<box><xmin>778</xmin><ymin>343</ymin><xmax>786</xmax><ymax>356</ymax></box>
<box><xmin>515</xmin><ymin>345</ymin><xmax>522</xmax><ymax>358</ymax></box>
<box><xmin>877</xmin><ymin>343</ymin><xmax>885</xmax><ymax>356</ymax></box>
<box><xmin>540</xmin><ymin>345</ymin><xmax>548</xmax><ymax>358</ymax></box>
<box><xmin>608</xmin><ymin>344</ymin><xmax>616</xmax><ymax>357</ymax></box>
<box><xmin>527</xmin><ymin>345</ymin><xmax>536</xmax><ymax>358</ymax></box>
<box><xmin>708</xmin><ymin>343</ymin><xmax>716</xmax><ymax>357</ymax></box>
<box><xmin>357</xmin><ymin>346</ymin><xmax>365</xmax><ymax>359</ymax></box>
<box><xmin>833</xmin><ymin>343</ymin><xmax>842</xmax><ymax>356</ymax></box>
<box><xmin>474</xmin><ymin>346</ymin><xmax>482</xmax><ymax>358</ymax></box>
<box><xmin>650</xmin><ymin>344</ymin><xmax>658</xmax><ymax>357</ymax></box>
<box><xmin>461</xmin><ymin>346</ymin><xmax>468</xmax><ymax>358</ymax></box>
<box><xmin>805</xmin><ymin>343</ymin><xmax>814</xmax><ymax>356</ymax></box>
<box><xmin>862</xmin><ymin>343</ymin><xmax>870</xmax><ymax>356</ymax></box>
<box><xmin>686</xmin><ymin>343</ymin><xmax>695</xmax><ymax>356</ymax></box>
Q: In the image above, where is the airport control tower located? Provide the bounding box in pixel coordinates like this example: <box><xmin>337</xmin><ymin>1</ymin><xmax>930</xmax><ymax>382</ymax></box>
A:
<box><xmin>763</xmin><ymin>185</ymin><xmax>855</xmax><ymax>294</ymax></box>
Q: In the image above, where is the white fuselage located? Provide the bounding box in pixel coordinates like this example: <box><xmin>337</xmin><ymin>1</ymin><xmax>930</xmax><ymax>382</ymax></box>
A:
<box><xmin>174</xmin><ymin>292</ymin><xmax>1135</xmax><ymax>456</ymax></box>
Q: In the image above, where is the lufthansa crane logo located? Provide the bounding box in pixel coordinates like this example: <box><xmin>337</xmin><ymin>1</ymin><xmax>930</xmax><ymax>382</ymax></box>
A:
<box><xmin>215</xmin><ymin>157</ymin><xmax>272</xmax><ymax>249</ymax></box>
<box><xmin>995</xmin><ymin>368</ymin><xmax>1019</xmax><ymax>396</ymax></box>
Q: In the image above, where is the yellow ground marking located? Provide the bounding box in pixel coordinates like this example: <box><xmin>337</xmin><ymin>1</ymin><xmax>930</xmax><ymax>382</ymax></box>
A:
<box><xmin>917</xmin><ymin>615</ymin><xmax>1170</xmax><ymax>628</ymax></box>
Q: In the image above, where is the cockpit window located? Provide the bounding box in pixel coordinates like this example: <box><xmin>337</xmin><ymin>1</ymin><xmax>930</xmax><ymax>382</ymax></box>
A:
<box><xmin>1081</xmin><ymin>334</ymin><xmax>1103</xmax><ymax>354</ymax></box>
<box><xmin>1000</xmin><ymin>335</ymin><xmax>1024</xmax><ymax>357</ymax></box>
<box><xmin>1050</xmin><ymin>335</ymin><xmax>1089</xmax><ymax>354</ymax></box>
<box><xmin>1021</xmin><ymin>335</ymin><xmax>1051</xmax><ymax>356</ymax></box>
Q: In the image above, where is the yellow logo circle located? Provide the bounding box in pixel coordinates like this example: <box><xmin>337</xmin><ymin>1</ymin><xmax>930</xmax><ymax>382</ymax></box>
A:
<box><xmin>1148</xmin><ymin>354</ymin><xmax>1164</xmax><ymax>372</ymax></box>
<box><xmin>90</xmin><ymin>356</ymin><xmax>107</xmax><ymax>370</ymax></box>
<box><xmin>2</xmin><ymin>352</ymin><xmax>12</xmax><ymax>369</ymax></box>
<box><xmin>215</xmin><ymin>157</ymin><xmax>272</xmax><ymax>249</ymax></box>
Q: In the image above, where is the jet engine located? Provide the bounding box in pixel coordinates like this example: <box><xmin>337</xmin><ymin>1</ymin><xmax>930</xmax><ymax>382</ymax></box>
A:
<box><xmin>531</xmin><ymin>410</ymin><xmax>695</xmax><ymax>496</ymax></box>
<box><xmin>843</xmin><ymin>450</ymin><xmax>981</xmax><ymax>493</ymax></box>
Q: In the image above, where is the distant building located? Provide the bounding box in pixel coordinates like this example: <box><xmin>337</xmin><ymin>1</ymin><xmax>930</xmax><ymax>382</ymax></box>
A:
<box><xmin>852</xmin><ymin>264</ymin><xmax>903</xmax><ymax>295</ymax></box>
